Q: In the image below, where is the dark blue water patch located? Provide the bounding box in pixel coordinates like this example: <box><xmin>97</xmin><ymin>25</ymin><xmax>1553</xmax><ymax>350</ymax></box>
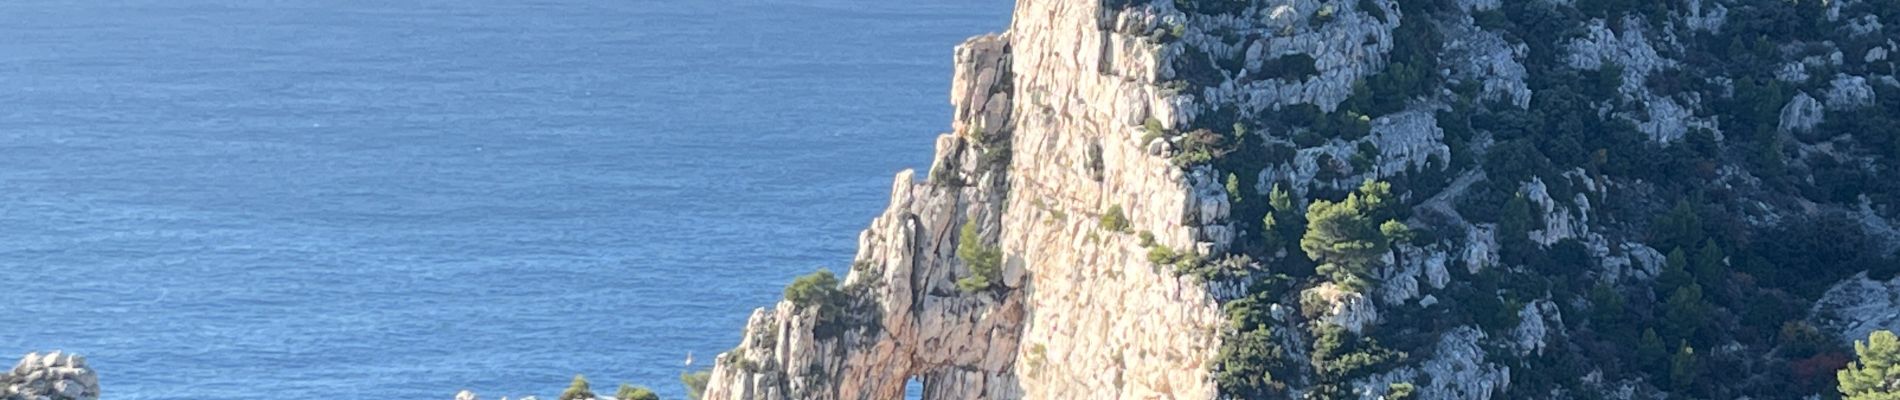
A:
<box><xmin>0</xmin><ymin>1</ymin><xmax>1012</xmax><ymax>398</ymax></box>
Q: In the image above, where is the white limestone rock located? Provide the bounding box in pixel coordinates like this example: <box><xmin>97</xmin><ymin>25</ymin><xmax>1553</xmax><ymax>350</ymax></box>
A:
<box><xmin>1512</xmin><ymin>300</ymin><xmax>1563</xmax><ymax>357</ymax></box>
<box><xmin>1306</xmin><ymin>283</ymin><xmax>1382</xmax><ymax>333</ymax></box>
<box><xmin>1464</xmin><ymin>224</ymin><xmax>1500</xmax><ymax>273</ymax></box>
<box><xmin>1779</xmin><ymin>92</ymin><xmax>1824</xmax><ymax>133</ymax></box>
<box><xmin>1355</xmin><ymin>327</ymin><xmax>1510</xmax><ymax>400</ymax></box>
<box><xmin>1371</xmin><ymin>109</ymin><xmax>1452</xmax><ymax>174</ymax></box>
<box><xmin>1446</xmin><ymin>13</ymin><xmax>1531</xmax><ymax>108</ymax></box>
<box><xmin>1812</xmin><ymin>272</ymin><xmax>1900</xmax><ymax>344</ymax></box>
<box><xmin>1826</xmin><ymin>74</ymin><xmax>1876</xmax><ymax>110</ymax></box>
<box><xmin>1685</xmin><ymin>0</ymin><xmax>1728</xmax><ymax>32</ymax></box>
<box><xmin>2</xmin><ymin>351</ymin><xmax>99</xmax><ymax>400</ymax></box>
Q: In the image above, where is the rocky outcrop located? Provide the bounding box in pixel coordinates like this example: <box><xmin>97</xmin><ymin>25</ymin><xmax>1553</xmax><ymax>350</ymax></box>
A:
<box><xmin>1354</xmin><ymin>327</ymin><xmax>1510</xmax><ymax>400</ymax></box>
<box><xmin>1780</xmin><ymin>92</ymin><xmax>1824</xmax><ymax>133</ymax></box>
<box><xmin>3</xmin><ymin>352</ymin><xmax>99</xmax><ymax>400</ymax></box>
<box><xmin>1811</xmin><ymin>272</ymin><xmax>1900</xmax><ymax>344</ymax></box>
<box><xmin>701</xmin><ymin>2</ymin><xmax>1225</xmax><ymax>399</ymax></box>
<box><xmin>1566</xmin><ymin>17</ymin><xmax>1715</xmax><ymax>143</ymax></box>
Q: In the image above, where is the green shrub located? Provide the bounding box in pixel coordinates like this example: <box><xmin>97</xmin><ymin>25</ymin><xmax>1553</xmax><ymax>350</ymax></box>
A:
<box><xmin>1141</xmin><ymin>117</ymin><xmax>1168</xmax><ymax>144</ymax></box>
<box><xmin>616</xmin><ymin>384</ymin><xmax>658</xmax><ymax>400</ymax></box>
<box><xmin>1147</xmin><ymin>244</ymin><xmax>1181</xmax><ymax>265</ymax></box>
<box><xmin>1359</xmin><ymin>0</ymin><xmax>1387</xmax><ymax>23</ymax></box>
<box><xmin>1313</xmin><ymin>4</ymin><xmax>1337</xmax><ymax>25</ymax></box>
<box><xmin>1172</xmin><ymin>129</ymin><xmax>1231</xmax><ymax>166</ymax></box>
<box><xmin>680</xmin><ymin>369</ymin><xmax>711</xmax><ymax>400</ymax></box>
<box><xmin>1100</xmin><ymin>204</ymin><xmax>1131</xmax><ymax>232</ymax></box>
<box><xmin>956</xmin><ymin>220</ymin><xmax>1003</xmax><ymax>293</ymax></box>
<box><xmin>1387</xmin><ymin>382</ymin><xmax>1417</xmax><ymax>399</ymax></box>
<box><xmin>559</xmin><ymin>375</ymin><xmax>594</xmax><ymax>400</ymax></box>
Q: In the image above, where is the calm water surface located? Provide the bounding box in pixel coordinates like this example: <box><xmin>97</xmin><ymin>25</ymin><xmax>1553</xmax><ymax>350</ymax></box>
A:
<box><xmin>0</xmin><ymin>1</ymin><xmax>1010</xmax><ymax>398</ymax></box>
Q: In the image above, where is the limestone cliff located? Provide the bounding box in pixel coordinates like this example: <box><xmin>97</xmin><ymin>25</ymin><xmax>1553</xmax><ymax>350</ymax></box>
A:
<box><xmin>703</xmin><ymin>1</ymin><xmax>1234</xmax><ymax>399</ymax></box>
<box><xmin>701</xmin><ymin>0</ymin><xmax>1900</xmax><ymax>399</ymax></box>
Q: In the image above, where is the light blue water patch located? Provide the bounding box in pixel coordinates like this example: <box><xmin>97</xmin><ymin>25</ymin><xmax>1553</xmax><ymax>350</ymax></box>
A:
<box><xmin>0</xmin><ymin>1</ymin><xmax>1011</xmax><ymax>398</ymax></box>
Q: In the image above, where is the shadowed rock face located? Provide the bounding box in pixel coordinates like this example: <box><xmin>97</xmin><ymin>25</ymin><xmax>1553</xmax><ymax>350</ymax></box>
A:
<box><xmin>4</xmin><ymin>352</ymin><xmax>100</xmax><ymax>400</ymax></box>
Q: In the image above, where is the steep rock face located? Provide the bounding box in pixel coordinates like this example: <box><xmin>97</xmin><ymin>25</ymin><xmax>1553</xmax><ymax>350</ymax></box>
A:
<box><xmin>701</xmin><ymin>0</ymin><xmax>1900</xmax><ymax>399</ymax></box>
<box><xmin>702</xmin><ymin>2</ymin><xmax>1225</xmax><ymax>399</ymax></box>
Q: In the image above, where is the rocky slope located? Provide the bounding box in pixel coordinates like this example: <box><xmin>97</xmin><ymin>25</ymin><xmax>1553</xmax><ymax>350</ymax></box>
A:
<box><xmin>699</xmin><ymin>0</ymin><xmax>1900</xmax><ymax>399</ymax></box>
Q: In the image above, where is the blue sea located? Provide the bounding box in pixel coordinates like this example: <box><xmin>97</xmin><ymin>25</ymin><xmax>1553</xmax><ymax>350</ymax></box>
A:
<box><xmin>0</xmin><ymin>1</ymin><xmax>1009</xmax><ymax>398</ymax></box>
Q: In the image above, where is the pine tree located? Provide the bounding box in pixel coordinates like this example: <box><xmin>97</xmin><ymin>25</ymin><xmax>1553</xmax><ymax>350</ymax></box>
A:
<box><xmin>1302</xmin><ymin>180</ymin><xmax>1405</xmax><ymax>290</ymax></box>
<box><xmin>1657</xmin><ymin>248</ymin><xmax>1693</xmax><ymax>296</ymax></box>
<box><xmin>1639</xmin><ymin>328</ymin><xmax>1667</xmax><ymax>376</ymax></box>
<box><xmin>1839</xmin><ymin>330</ymin><xmax>1900</xmax><ymax>400</ymax></box>
<box><xmin>1671</xmin><ymin>343</ymin><xmax>1699</xmax><ymax>393</ymax></box>
<box><xmin>1692</xmin><ymin>240</ymin><xmax>1726</xmax><ymax>289</ymax></box>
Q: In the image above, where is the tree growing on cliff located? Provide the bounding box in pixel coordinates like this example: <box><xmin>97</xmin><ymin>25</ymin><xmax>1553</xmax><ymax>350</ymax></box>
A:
<box><xmin>559</xmin><ymin>375</ymin><xmax>594</xmax><ymax>400</ymax></box>
<box><xmin>1839</xmin><ymin>330</ymin><xmax>1900</xmax><ymax>400</ymax></box>
<box><xmin>956</xmin><ymin>219</ymin><xmax>1003</xmax><ymax>293</ymax></box>
<box><xmin>616</xmin><ymin>384</ymin><xmax>659</xmax><ymax>400</ymax></box>
<box><xmin>1301</xmin><ymin>180</ymin><xmax>1408</xmax><ymax>290</ymax></box>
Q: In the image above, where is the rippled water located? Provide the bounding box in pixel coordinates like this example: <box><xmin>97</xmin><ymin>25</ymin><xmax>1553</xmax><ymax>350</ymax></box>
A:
<box><xmin>0</xmin><ymin>1</ymin><xmax>1009</xmax><ymax>398</ymax></box>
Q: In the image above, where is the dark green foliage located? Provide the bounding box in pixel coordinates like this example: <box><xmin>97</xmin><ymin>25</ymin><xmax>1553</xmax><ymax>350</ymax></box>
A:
<box><xmin>1589</xmin><ymin>283</ymin><xmax>1632</xmax><ymax>338</ymax></box>
<box><xmin>1253</xmin><ymin>54</ymin><xmax>1321</xmax><ymax>82</ymax></box>
<box><xmin>1749</xmin><ymin>214</ymin><xmax>1899</xmax><ymax>297</ymax></box>
<box><xmin>1172</xmin><ymin>129</ymin><xmax>1233</xmax><ymax>166</ymax></box>
<box><xmin>1311</xmin><ymin>324</ymin><xmax>1400</xmax><ymax>396</ymax></box>
<box><xmin>1496</xmin><ymin>193</ymin><xmax>1538</xmax><ymax>265</ymax></box>
<box><xmin>1639</xmin><ymin>328</ymin><xmax>1668</xmax><ymax>377</ymax></box>
<box><xmin>1358</xmin><ymin>0</ymin><xmax>1387</xmax><ymax>23</ymax></box>
<box><xmin>1651</xmin><ymin>200</ymin><xmax>1705</xmax><ymax>253</ymax></box>
<box><xmin>1213</xmin><ymin>274</ymin><xmax>1297</xmax><ymax>397</ymax></box>
<box><xmin>1692</xmin><ymin>240</ymin><xmax>1727</xmax><ymax>293</ymax></box>
<box><xmin>1656</xmin><ymin>248</ymin><xmax>1693</xmax><ymax>297</ymax></box>
<box><xmin>956</xmin><ymin>220</ymin><xmax>1003</xmax><ymax>293</ymax></box>
<box><xmin>1670</xmin><ymin>343</ymin><xmax>1700</xmax><ymax>393</ymax></box>
<box><xmin>1214</xmin><ymin>327</ymin><xmax>1290</xmax><ymax>397</ymax></box>
<box><xmin>1663</xmin><ymin>284</ymin><xmax>1710</xmax><ymax>345</ymax></box>
<box><xmin>1778</xmin><ymin>321</ymin><xmax>1833</xmax><ymax>359</ymax></box>
<box><xmin>784</xmin><ymin>268</ymin><xmax>852</xmax><ymax>337</ymax></box>
<box><xmin>1303</xmin><ymin>180</ymin><xmax>1407</xmax><ymax>290</ymax></box>
<box><xmin>560</xmin><ymin>375</ymin><xmax>595</xmax><ymax>400</ymax></box>
<box><xmin>1356</xmin><ymin>2</ymin><xmax>1443</xmax><ymax>116</ymax></box>
<box><xmin>617</xmin><ymin>384</ymin><xmax>659</xmax><ymax>400</ymax></box>
<box><xmin>785</xmin><ymin>269</ymin><xmax>843</xmax><ymax>310</ymax></box>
